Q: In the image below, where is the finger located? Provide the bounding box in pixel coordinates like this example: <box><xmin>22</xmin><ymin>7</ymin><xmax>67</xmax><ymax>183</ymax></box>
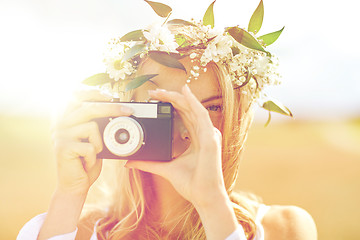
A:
<box><xmin>70</xmin><ymin>89</ymin><xmax>114</xmax><ymax>111</ymax></box>
<box><xmin>125</xmin><ymin>146</ymin><xmax>194</xmax><ymax>180</ymax></box>
<box><xmin>182</xmin><ymin>84</ymin><xmax>216</xmax><ymax>141</ymax></box>
<box><xmin>55</xmin><ymin>121</ymin><xmax>103</xmax><ymax>153</ymax></box>
<box><xmin>182</xmin><ymin>84</ymin><xmax>213</xmax><ymax>128</ymax></box>
<box><xmin>213</xmin><ymin>126</ymin><xmax>222</xmax><ymax>143</ymax></box>
<box><xmin>56</xmin><ymin>141</ymin><xmax>97</xmax><ymax>172</ymax></box>
<box><xmin>148</xmin><ymin>89</ymin><xmax>199</xmax><ymax>147</ymax></box>
<box><xmin>125</xmin><ymin>160</ymin><xmax>170</xmax><ymax>177</ymax></box>
<box><xmin>87</xmin><ymin>158</ymin><xmax>103</xmax><ymax>184</ymax></box>
<box><xmin>75</xmin><ymin>142</ymin><xmax>97</xmax><ymax>172</ymax></box>
<box><xmin>58</xmin><ymin>102</ymin><xmax>133</xmax><ymax>128</ymax></box>
<box><xmin>57</xmin><ymin>89</ymin><xmax>114</xmax><ymax>121</ymax></box>
<box><xmin>152</xmin><ymin>87</ymin><xmax>213</xmax><ymax>140</ymax></box>
<box><xmin>148</xmin><ymin>89</ymin><xmax>190</xmax><ymax>114</ymax></box>
<box><xmin>73</xmin><ymin>88</ymin><xmax>113</xmax><ymax>102</ymax></box>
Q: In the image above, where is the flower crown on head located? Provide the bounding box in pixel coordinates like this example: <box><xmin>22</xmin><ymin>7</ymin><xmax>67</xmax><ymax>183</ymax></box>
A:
<box><xmin>83</xmin><ymin>0</ymin><xmax>293</xmax><ymax>125</ymax></box>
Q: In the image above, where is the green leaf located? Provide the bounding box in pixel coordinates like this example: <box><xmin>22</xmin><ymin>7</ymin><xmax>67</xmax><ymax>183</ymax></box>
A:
<box><xmin>167</xmin><ymin>19</ymin><xmax>196</xmax><ymax>26</ymax></box>
<box><xmin>203</xmin><ymin>0</ymin><xmax>216</xmax><ymax>28</ymax></box>
<box><xmin>125</xmin><ymin>74</ymin><xmax>159</xmax><ymax>91</ymax></box>
<box><xmin>82</xmin><ymin>73</ymin><xmax>112</xmax><ymax>86</ymax></box>
<box><xmin>175</xmin><ymin>34</ymin><xmax>190</xmax><ymax>48</ymax></box>
<box><xmin>175</xmin><ymin>34</ymin><xmax>186</xmax><ymax>46</ymax></box>
<box><xmin>149</xmin><ymin>51</ymin><xmax>187</xmax><ymax>73</ymax></box>
<box><xmin>168</xmin><ymin>52</ymin><xmax>187</xmax><ymax>60</ymax></box>
<box><xmin>122</xmin><ymin>44</ymin><xmax>146</xmax><ymax>62</ymax></box>
<box><xmin>248</xmin><ymin>0</ymin><xmax>264</xmax><ymax>34</ymax></box>
<box><xmin>258</xmin><ymin>27</ymin><xmax>285</xmax><ymax>46</ymax></box>
<box><xmin>144</xmin><ymin>0</ymin><xmax>172</xmax><ymax>18</ymax></box>
<box><xmin>120</xmin><ymin>30</ymin><xmax>145</xmax><ymax>42</ymax></box>
<box><xmin>262</xmin><ymin>100</ymin><xmax>293</xmax><ymax>117</ymax></box>
<box><xmin>227</xmin><ymin>27</ymin><xmax>266</xmax><ymax>53</ymax></box>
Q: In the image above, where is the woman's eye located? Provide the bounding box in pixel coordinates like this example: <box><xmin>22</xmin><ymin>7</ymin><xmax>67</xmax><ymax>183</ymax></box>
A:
<box><xmin>206</xmin><ymin>105</ymin><xmax>223</xmax><ymax>112</ymax></box>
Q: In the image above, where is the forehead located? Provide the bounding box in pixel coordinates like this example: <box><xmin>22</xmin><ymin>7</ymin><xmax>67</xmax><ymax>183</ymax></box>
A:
<box><xmin>135</xmin><ymin>57</ymin><xmax>221</xmax><ymax>101</ymax></box>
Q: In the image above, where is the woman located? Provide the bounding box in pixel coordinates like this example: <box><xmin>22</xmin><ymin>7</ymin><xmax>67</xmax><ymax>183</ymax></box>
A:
<box><xmin>18</xmin><ymin>2</ymin><xmax>317</xmax><ymax>239</ymax></box>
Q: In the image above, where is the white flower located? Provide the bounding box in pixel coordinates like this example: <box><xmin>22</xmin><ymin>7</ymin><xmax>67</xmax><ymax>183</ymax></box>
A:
<box><xmin>103</xmin><ymin>44</ymin><xmax>134</xmax><ymax>81</ymax></box>
<box><xmin>229</xmin><ymin>56</ymin><xmax>246</xmax><ymax>72</ymax></box>
<box><xmin>199</xmin><ymin>24</ymin><xmax>221</xmax><ymax>39</ymax></box>
<box><xmin>254</xmin><ymin>55</ymin><xmax>270</xmax><ymax>76</ymax></box>
<box><xmin>99</xmin><ymin>20</ymin><xmax>282</xmax><ymax>102</ymax></box>
<box><xmin>144</xmin><ymin>23</ymin><xmax>178</xmax><ymax>52</ymax></box>
<box><xmin>201</xmin><ymin>35</ymin><xmax>232</xmax><ymax>64</ymax></box>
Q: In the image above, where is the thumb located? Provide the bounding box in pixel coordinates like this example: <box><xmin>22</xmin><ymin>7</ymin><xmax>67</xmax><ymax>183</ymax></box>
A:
<box><xmin>125</xmin><ymin>160</ymin><xmax>169</xmax><ymax>177</ymax></box>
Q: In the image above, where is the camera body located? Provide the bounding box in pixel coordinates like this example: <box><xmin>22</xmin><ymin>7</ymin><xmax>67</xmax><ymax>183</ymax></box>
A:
<box><xmin>95</xmin><ymin>101</ymin><xmax>173</xmax><ymax>161</ymax></box>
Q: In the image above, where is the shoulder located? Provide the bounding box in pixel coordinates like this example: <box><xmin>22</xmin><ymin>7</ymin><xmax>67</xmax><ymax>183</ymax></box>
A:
<box><xmin>261</xmin><ymin>205</ymin><xmax>317</xmax><ymax>240</ymax></box>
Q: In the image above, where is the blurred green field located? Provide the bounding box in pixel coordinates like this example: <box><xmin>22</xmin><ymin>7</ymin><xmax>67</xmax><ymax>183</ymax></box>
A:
<box><xmin>1</xmin><ymin>114</ymin><xmax>359</xmax><ymax>239</ymax></box>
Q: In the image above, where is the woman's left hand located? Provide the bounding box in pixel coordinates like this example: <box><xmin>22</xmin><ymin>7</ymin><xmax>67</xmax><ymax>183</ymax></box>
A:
<box><xmin>125</xmin><ymin>84</ymin><xmax>228</xmax><ymax>208</ymax></box>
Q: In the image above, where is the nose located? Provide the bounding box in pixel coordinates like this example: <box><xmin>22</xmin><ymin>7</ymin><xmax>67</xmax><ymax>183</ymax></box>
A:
<box><xmin>172</xmin><ymin>112</ymin><xmax>191</xmax><ymax>158</ymax></box>
<box><xmin>180</xmin><ymin>124</ymin><xmax>190</xmax><ymax>142</ymax></box>
<box><xmin>173</xmin><ymin>112</ymin><xmax>190</xmax><ymax>142</ymax></box>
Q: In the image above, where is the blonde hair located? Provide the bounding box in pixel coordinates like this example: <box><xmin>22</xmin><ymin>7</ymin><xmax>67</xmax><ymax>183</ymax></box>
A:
<box><xmin>81</xmin><ymin>25</ymin><xmax>261</xmax><ymax>240</ymax></box>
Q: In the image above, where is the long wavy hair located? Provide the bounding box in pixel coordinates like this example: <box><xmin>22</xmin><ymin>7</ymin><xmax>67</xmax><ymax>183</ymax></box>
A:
<box><xmin>80</xmin><ymin>25</ymin><xmax>261</xmax><ymax>240</ymax></box>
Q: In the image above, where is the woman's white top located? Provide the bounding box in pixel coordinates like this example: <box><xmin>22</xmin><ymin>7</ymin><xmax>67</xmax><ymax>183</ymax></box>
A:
<box><xmin>17</xmin><ymin>204</ymin><xmax>270</xmax><ymax>240</ymax></box>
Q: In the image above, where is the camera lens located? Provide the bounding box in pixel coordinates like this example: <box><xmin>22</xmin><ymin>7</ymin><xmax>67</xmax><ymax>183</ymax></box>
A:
<box><xmin>103</xmin><ymin>116</ymin><xmax>144</xmax><ymax>157</ymax></box>
<box><xmin>115</xmin><ymin>128</ymin><xmax>130</xmax><ymax>144</ymax></box>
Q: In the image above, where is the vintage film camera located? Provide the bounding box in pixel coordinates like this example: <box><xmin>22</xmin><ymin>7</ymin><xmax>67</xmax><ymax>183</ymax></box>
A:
<box><xmin>95</xmin><ymin>101</ymin><xmax>173</xmax><ymax>161</ymax></box>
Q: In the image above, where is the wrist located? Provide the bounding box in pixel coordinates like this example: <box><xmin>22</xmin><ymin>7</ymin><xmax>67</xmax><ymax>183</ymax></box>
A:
<box><xmin>192</xmin><ymin>187</ymin><xmax>230</xmax><ymax>210</ymax></box>
<box><xmin>193</xmin><ymin>191</ymin><xmax>232</xmax><ymax>215</ymax></box>
<box><xmin>193</xmin><ymin>192</ymin><xmax>239</xmax><ymax>240</ymax></box>
<box><xmin>38</xmin><ymin>189</ymin><xmax>87</xmax><ymax>239</ymax></box>
<box><xmin>53</xmin><ymin>187</ymin><xmax>88</xmax><ymax>206</ymax></box>
<box><xmin>55</xmin><ymin>186</ymin><xmax>89</xmax><ymax>199</ymax></box>
<box><xmin>55</xmin><ymin>181</ymin><xmax>90</xmax><ymax>198</ymax></box>
<box><xmin>49</xmin><ymin>188</ymin><xmax>87</xmax><ymax>226</ymax></box>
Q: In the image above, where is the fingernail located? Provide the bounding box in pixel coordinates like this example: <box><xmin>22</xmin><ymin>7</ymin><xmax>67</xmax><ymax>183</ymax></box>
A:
<box><xmin>148</xmin><ymin>90</ymin><xmax>157</xmax><ymax>96</ymax></box>
<box><xmin>102</xmin><ymin>92</ymin><xmax>113</xmax><ymax>100</ymax></box>
<box><xmin>156</xmin><ymin>88</ymin><xmax>166</xmax><ymax>92</ymax></box>
<box><xmin>120</xmin><ymin>106</ymin><xmax>133</xmax><ymax>114</ymax></box>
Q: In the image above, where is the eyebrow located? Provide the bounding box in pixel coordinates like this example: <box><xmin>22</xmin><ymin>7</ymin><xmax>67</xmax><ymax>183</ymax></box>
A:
<box><xmin>200</xmin><ymin>95</ymin><xmax>222</xmax><ymax>103</ymax></box>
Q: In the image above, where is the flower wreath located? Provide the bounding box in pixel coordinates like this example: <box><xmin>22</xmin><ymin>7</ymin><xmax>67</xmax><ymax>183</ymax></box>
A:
<box><xmin>83</xmin><ymin>0</ymin><xmax>293</xmax><ymax>125</ymax></box>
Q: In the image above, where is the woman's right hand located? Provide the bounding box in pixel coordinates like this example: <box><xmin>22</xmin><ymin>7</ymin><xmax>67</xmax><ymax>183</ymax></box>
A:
<box><xmin>38</xmin><ymin>89</ymin><xmax>134</xmax><ymax>240</ymax></box>
<box><xmin>52</xmin><ymin>89</ymin><xmax>133</xmax><ymax>196</ymax></box>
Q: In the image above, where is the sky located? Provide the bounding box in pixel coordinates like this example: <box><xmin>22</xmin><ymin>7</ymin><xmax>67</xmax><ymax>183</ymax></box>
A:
<box><xmin>0</xmin><ymin>0</ymin><xmax>359</xmax><ymax>121</ymax></box>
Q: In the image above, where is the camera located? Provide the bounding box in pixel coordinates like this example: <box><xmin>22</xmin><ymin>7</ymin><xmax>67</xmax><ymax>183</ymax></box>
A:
<box><xmin>94</xmin><ymin>101</ymin><xmax>173</xmax><ymax>161</ymax></box>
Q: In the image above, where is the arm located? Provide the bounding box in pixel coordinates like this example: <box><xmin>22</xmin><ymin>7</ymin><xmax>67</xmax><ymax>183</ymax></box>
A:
<box><xmin>37</xmin><ymin>190</ymin><xmax>87</xmax><ymax>239</ymax></box>
<box><xmin>126</xmin><ymin>86</ymin><xmax>245</xmax><ymax>240</ymax></box>
<box><xmin>194</xmin><ymin>194</ymin><xmax>241</xmax><ymax>240</ymax></box>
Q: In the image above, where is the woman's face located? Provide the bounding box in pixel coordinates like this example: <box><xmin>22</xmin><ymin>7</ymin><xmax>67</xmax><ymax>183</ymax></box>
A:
<box><xmin>133</xmin><ymin>57</ymin><xmax>223</xmax><ymax>159</ymax></box>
